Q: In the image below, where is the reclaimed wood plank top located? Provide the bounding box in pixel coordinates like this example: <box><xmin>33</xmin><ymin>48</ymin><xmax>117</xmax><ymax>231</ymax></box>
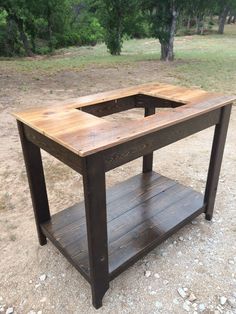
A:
<box><xmin>13</xmin><ymin>82</ymin><xmax>236</xmax><ymax>157</ymax></box>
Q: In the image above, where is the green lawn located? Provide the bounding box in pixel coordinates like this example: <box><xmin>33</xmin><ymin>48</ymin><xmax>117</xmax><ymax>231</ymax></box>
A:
<box><xmin>1</xmin><ymin>24</ymin><xmax>236</xmax><ymax>94</ymax></box>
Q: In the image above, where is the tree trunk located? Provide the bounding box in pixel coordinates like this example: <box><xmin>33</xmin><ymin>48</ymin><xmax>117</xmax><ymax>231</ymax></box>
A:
<box><xmin>3</xmin><ymin>7</ymin><xmax>33</xmax><ymax>56</ymax></box>
<box><xmin>196</xmin><ymin>16</ymin><xmax>199</xmax><ymax>34</ymax></box>
<box><xmin>200</xmin><ymin>16</ymin><xmax>205</xmax><ymax>35</ymax></box>
<box><xmin>218</xmin><ymin>6</ymin><xmax>229</xmax><ymax>34</ymax></box>
<box><xmin>12</xmin><ymin>15</ymin><xmax>33</xmax><ymax>56</ymax></box>
<box><xmin>227</xmin><ymin>14</ymin><xmax>233</xmax><ymax>24</ymax></box>
<box><xmin>186</xmin><ymin>16</ymin><xmax>191</xmax><ymax>30</ymax></box>
<box><xmin>160</xmin><ymin>6</ymin><xmax>178</xmax><ymax>61</ymax></box>
<box><xmin>47</xmin><ymin>6</ymin><xmax>53</xmax><ymax>52</ymax></box>
<box><xmin>5</xmin><ymin>17</ymin><xmax>17</xmax><ymax>56</ymax></box>
<box><xmin>233</xmin><ymin>14</ymin><xmax>236</xmax><ymax>23</ymax></box>
<box><xmin>196</xmin><ymin>15</ymin><xmax>204</xmax><ymax>35</ymax></box>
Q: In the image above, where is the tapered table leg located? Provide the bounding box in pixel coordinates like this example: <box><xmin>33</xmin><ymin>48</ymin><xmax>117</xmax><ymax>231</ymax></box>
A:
<box><xmin>204</xmin><ymin>104</ymin><xmax>232</xmax><ymax>220</ymax></box>
<box><xmin>17</xmin><ymin>121</ymin><xmax>50</xmax><ymax>245</ymax></box>
<box><xmin>82</xmin><ymin>154</ymin><xmax>109</xmax><ymax>309</ymax></box>
<box><xmin>143</xmin><ymin>107</ymin><xmax>155</xmax><ymax>173</ymax></box>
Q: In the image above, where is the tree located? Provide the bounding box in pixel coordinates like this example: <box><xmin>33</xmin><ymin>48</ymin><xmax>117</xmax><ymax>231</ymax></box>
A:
<box><xmin>98</xmin><ymin>0</ymin><xmax>140</xmax><ymax>55</ymax></box>
<box><xmin>218</xmin><ymin>1</ymin><xmax>230</xmax><ymax>34</ymax></box>
<box><xmin>144</xmin><ymin>0</ymin><xmax>189</xmax><ymax>61</ymax></box>
<box><xmin>217</xmin><ymin>0</ymin><xmax>236</xmax><ymax>34</ymax></box>
<box><xmin>0</xmin><ymin>0</ymin><xmax>34</xmax><ymax>56</ymax></box>
<box><xmin>182</xmin><ymin>0</ymin><xmax>217</xmax><ymax>35</ymax></box>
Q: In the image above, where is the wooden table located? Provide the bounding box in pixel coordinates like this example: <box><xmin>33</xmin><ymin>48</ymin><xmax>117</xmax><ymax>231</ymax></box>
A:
<box><xmin>14</xmin><ymin>83</ymin><xmax>235</xmax><ymax>309</ymax></box>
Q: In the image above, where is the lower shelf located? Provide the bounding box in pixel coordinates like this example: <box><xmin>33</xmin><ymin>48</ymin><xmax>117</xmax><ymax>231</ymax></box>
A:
<box><xmin>41</xmin><ymin>171</ymin><xmax>204</xmax><ymax>283</ymax></box>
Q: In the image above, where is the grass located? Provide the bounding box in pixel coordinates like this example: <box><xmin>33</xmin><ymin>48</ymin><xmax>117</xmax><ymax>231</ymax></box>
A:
<box><xmin>0</xmin><ymin>24</ymin><xmax>236</xmax><ymax>93</ymax></box>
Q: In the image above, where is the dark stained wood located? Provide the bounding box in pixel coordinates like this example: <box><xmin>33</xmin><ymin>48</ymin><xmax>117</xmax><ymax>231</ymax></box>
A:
<box><xmin>41</xmin><ymin>172</ymin><xmax>204</xmax><ymax>283</ymax></box>
<box><xmin>204</xmin><ymin>104</ymin><xmax>232</xmax><ymax>220</ymax></box>
<box><xmin>46</xmin><ymin>173</ymin><xmax>174</xmax><ymax>254</ymax></box>
<box><xmin>24</xmin><ymin>125</ymin><xmax>83</xmax><ymax>174</ymax></box>
<box><xmin>44</xmin><ymin>172</ymin><xmax>162</xmax><ymax>238</ymax></box>
<box><xmin>135</xmin><ymin>94</ymin><xmax>185</xmax><ymax>108</ymax></box>
<box><xmin>104</xmin><ymin>108</ymin><xmax>221</xmax><ymax>171</ymax></box>
<box><xmin>143</xmin><ymin>107</ymin><xmax>156</xmax><ymax>173</ymax></box>
<box><xmin>79</xmin><ymin>94</ymin><xmax>185</xmax><ymax>118</ymax></box>
<box><xmin>17</xmin><ymin>121</ymin><xmax>51</xmax><ymax>245</ymax></box>
<box><xmin>82</xmin><ymin>154</ymin><xmax>109</xmax><ymax>309</ymax></box>
<box><xmin>15</xmin><ymin>83</ymin><xmax>235</xmax><ymax>309</ymax></box>
<box><xmin>80</xmin><ymin>96</ymin><xmax>136</xmax><ymax>117</ymax></box>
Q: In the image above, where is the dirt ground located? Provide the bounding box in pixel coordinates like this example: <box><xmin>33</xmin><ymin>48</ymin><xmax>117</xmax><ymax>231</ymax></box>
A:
<box><xmin>0</xmin><ymin>62</ymin><xmax>236</xmax><ymax>314</ymax></box>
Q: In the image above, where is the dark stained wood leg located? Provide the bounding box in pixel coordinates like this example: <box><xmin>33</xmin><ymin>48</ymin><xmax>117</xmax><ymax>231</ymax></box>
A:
<box><xmin>204</xmin><ymin>104</ymin><xmax>232</xmax><ymax>220</ymax></box>
<box><xmin>143</xmin><ymin>107</ymin><xmax>155</xmax><ymax>173</ymax></box>
<box><xmin>17</xmin><ymin>121</ymin><xmax>51</xmax><ymax>245</ymax></box>
<box><xmin>82</xmin><ymin>154</ymin><xmax>109</xmax><ymax>309</ymax></box>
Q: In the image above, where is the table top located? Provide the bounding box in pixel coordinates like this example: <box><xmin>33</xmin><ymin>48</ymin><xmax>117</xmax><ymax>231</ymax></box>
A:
<box><xmin>14</xmin><ymin>83</ymin><xmax>235</xmax><ymax>157</ymax></box>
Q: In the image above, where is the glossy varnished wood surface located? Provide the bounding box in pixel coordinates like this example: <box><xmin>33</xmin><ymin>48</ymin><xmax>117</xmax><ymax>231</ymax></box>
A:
<box><xmin>41</xmin><ymin>171</ymin><xmax>204</xmax><ymax>281</ymax></box>
<box><xmin>13</xmin><ymin>83</ymin><xmax>236</xmax><ymax>156</ymax></box>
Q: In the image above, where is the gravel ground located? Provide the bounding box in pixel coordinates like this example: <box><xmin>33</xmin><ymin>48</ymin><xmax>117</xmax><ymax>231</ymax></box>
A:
<box><xmin>0</xmin><ymin>63</ymin><xmax>235</xmax><ymax>314</ymax></box>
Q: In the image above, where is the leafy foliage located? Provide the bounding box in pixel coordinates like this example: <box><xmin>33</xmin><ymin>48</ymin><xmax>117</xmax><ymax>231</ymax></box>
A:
<box><xmin>96</xmin><ymin>0</ymin><xmax>141</xmax><ymax>55</ymax></box>
<box><xmin>0</xmin><ymin>0</ymin><xmax>236</xmax><ymax>58</ymax></box>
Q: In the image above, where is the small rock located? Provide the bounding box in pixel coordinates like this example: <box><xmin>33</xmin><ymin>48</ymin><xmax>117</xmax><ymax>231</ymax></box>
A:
<box><xmin>191</xmin><ymin>220</ymin><xmax>198</xmax><ymax>225</ymax></box>
<box><xmin>155</xmin><ymin>301</ymin><xmax>163</xmax><ymax>309</ymax></box>
<box><xmin>6</xmin><ymin>308</ymin><xmax>14</xmax><ymax>314</ymax></box>
<box><xmin>192</xmin><ymin>303</ymin><xmax>198</xmax><ymax>309</ymax></box>
<box><xmin>149</xmin><ymin>290</ymin><xmax>157</xmax><ymax>295</ymax></box>
<box><xmin>145</xmin><ymin>270</ymin><xmax>151</xmax><ymax>278</ymax></box>
<box><xmin>199</xmin><ymin>303</ymin><xmax>206</xmax><ymax>312</ymax></box>
<box><xmin>183</xmin><ymin>301</ymin><xmax>190</xmax><ymax>312</ymax></box>
<box><xmin>37</xmin><ymin>311</ymin><xmax>42</xmax><ymax>314</ymax></box>
<box><xmin>215</xmin><ymin>305</ymin><xmax>224</xmax><ymax>313</ymax></box>
<box><xmin>219</xmin><ymin>296</ymin><xmax>227</xmax><ymax>305</ymax></box>
<box><xmin>154</xmin><ymin>273</ymin><xmax>160</xmax><ymax>279</ymax></box>
<box><xmin>189</xmin><ymin>293</ymin><xmax>197</xmax><ymax>302</ymax></box>
<box><xmin>40</xmin><ymin>297</ymin><xmax>47</xmax><ymax>303</ymax></box>
<box><xmin>228</xmin><ymin>260</ymin><xmax>234</xmax><ymax>265</ymax></box>
<box><xmin>163</xmin><ymin>280</ymin><xmax>169</xmax><ymax>285</ymax></box>
<box><xmin>39</xmin><ymin>274</ymin><xmax>47</xmax><ymax>281</ymax></box>
<box><xmin>35</xmin><ymin>284</ymin><xmax>41</xmax><ymax>289</ymax></box>
<box><xmin>28</xmin><ymin>311</ymin><xmax>36</xmax><ymax>314</ymax></box>
<box><xmin>228</xmin><ymin>297</ymin><xmax>236</xmax><ymax>307</ymax></box>
<box><xmin>179</xmin><ymin>236</ymin><xmax>184</xmax><ymax>241</ymax></box>
<box><xmin>173</xmin><ymin>298</ymin><xmax>179</xmax><ymax>305</ymax></box>
<box><xmin>177</xmin><ymin>287</ymin><xmax>188</xmax><ymax>299</ymax></box>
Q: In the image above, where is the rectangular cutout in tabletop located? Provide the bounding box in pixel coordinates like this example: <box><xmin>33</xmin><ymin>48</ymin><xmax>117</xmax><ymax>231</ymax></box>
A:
<box><xmin>78</xmin><ymin>94</ymin><xmax>186</xmax><ymax>118</ymax></box>
<box><xmin>41</xmin><ymin>171</ymin><xmax>204</xmax><ymax>283</ymax></box>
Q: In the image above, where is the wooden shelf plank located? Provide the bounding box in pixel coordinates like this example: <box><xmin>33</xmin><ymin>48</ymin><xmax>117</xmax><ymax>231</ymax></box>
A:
<box><xmin>41</xmin><ymin>171</ymin><xmax>204</xmax><ymax>283</ymax></box>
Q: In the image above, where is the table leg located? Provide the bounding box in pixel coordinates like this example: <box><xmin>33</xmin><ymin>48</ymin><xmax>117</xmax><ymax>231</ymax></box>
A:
<box><xmin>82</xmin><ymin>154</ymin><xmax>109</xmax><ymax>309</ymax></box>
<box><xmin>17</xmin><ymin>121</ymin><xmax>50</xmax><ymax>245</ymax></box>
<box><xmin>204</xmin><ymin>104</ymin><xmax>232</xmax><ymax>220</ymax></box>
<box><xmin>143</xmin><ymin>107</ymin><xmax>155</xmax><ymax>173</ymax></box>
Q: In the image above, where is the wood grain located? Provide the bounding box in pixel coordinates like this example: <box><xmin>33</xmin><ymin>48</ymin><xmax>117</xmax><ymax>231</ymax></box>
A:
<box><xmin>41</xmin><ymin>171</ymin><xmax>204</xmax><ymax>281</ymax></box>
<box><xmin>13</xmin><ymin>82</ymin><xmax>236</xmax><ymax>157</ymax></box>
